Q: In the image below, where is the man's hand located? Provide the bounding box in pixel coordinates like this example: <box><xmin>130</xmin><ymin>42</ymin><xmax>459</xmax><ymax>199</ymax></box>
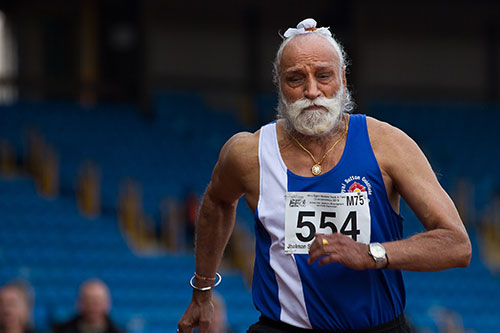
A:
<box><xmin>177</xmin><ymin>292</ymin><xmax>214</xmax><ymax>333</ymax></box>
<box><xmin>307</xmin><ymin>233</ymin><xmax>374</xmax><ymax>270</ymax></box>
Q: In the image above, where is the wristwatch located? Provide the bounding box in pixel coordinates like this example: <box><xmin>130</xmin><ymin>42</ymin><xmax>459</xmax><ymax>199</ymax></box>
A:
<box><xmin>369</xmin><ymin>242</ymin><xmax>388</xmax><ymax>269</ymax></box>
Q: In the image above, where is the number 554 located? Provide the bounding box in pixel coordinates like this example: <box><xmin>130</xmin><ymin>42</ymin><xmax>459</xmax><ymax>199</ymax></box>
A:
<box><xmin>296</xmin><ymin>211</ymin><xmax>360</xmax><ymax>242</ymax></box>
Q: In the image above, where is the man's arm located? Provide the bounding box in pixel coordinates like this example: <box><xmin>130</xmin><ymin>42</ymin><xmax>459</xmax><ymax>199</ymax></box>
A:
<box><xmin>308</xmin><ymin>118</ymin><xmax>471</xmax><ymax>271</ymax></box>
<box><xmin>374</xmin><ymin>119</ymin><xmax>471</xmax><ymax>271</ymax></box>
<box><xmin>178</xmin><ymin>132</ymin><xmax>255</xmax><ymax>333</ymax></box>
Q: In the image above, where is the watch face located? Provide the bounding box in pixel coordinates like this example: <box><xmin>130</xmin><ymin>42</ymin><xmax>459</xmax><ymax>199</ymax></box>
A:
<box><xmin>370</xmin><ymin>243</ymin><xmax>385</xmax><ymax>259</ymax></box>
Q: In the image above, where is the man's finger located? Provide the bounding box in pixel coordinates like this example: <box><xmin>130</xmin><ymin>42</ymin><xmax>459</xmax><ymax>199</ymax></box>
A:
<box><xmin>178</xmin><ymin>318</ymin><xmax>195</xmax><ymax>333</ymax></box>
<box><xmin>308</xmin><ymin>248</ymin><xmax>322</xmax><ymax>264</ymax></box>
<box><xmin>308</xmin><ymin>234</ymin><xmax>329</xmax><ymax>264</ymax></box>
<box><xmin>318</xmin><ymin>254</ymin><xmax>340</xmax><ymax>266</ymax></box>
<box><xmin>197</xmin><ymin>317</ymin><xmax>211</xmax><ymax>333</ymax></box>
<box><xmin>308</xmin><ymin>245</ymin><xmax>327</xmax><ymax>264</ymax></box>
<box><xmin>178</xmin><ymin>324</ymin><xmax>194</xmax><ymax>333</ymax></box>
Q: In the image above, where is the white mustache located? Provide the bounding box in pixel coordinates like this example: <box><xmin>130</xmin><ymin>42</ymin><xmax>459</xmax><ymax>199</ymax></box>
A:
<box><xmin>289</xmin><ymin>97</ymin><xmax>333</xmax><ymax>112</ymax></box>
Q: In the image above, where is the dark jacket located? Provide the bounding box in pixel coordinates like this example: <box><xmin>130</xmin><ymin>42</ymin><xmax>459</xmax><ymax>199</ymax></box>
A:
<box><xmin>0</xmin><ymin>327</ymin><xmax>37</xmax><ymax>333</ymax></box>
<box><xmin>52</xmin><ymin>315</ymin><xmax>123</xmax><ymax>333</ymax></box>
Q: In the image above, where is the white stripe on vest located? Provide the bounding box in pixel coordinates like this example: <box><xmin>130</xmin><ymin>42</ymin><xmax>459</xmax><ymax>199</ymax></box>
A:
<box><xmin>257</xmin><ymin>122</ymin><xmax>311</xmax><ymax>329</ymax></box>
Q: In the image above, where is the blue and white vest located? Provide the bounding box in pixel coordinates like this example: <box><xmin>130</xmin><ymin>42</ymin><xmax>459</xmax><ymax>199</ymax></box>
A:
<box><xmin>252</xmin><ymin>114</ymin><xmax>405</xmax><ymax>331</ymax></box>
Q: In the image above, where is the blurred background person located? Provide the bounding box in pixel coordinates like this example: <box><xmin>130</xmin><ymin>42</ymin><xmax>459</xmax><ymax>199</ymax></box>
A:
<box><xmin>0</xmin><ymin>281</ymin><xmax>36</xmax><ymax>333</ymax></box>
<box><xmin>184</xmin><ymin>189</ymin><xmax>201</xmax><ymax>250</ymax></box>
<box><xmin>208</xmin><ymin>292</ymin><xmax>233</xmax><ymax>333</ymax></box>
<box><xmin>52</xmin><ymin>279</ymin><xmax>122</xmax><ymax>333</ymax></box>
<box><xmin>430</xmin><ymin>306</ymin><xmax>465</xmax><ymax>333</ymax></box>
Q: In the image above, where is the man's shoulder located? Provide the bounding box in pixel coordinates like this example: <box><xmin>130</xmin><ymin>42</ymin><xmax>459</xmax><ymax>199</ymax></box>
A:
<box><xmin>213</xmin><ymin>130</ymin><xmax>260</xmax><ymax>180</ymax></box>
<box><xmin>365</xmin><ymin>115</ymin><xmax>398</xmax><ymax>134</ymax></box>
<box><xmin>221</xmin><ymin>130</ymin><xmax>260</xmax><ymax>163</ymax></box>
<box><xmin>364</xmin><ymin>115</ymin><xmax>426</xmax><ymax>175</ymax></box>
<box><xmin>51</xmin><ymin>315</ymin><xmax>80</xmax><ymax>333</ymax></box>
<box><xmin>365</xmin><ymin>115</ymin><xmax>410</xmax><ymax>147</ymax></box>
<box><xmin>105</xmin><ymin>316</ymin><xmax>124</xmax><ymax>333</ymax></box>
<box><xmin>51</xmin><ymin>315</ymin><xmax>123</xmax><ymax>333</ymax></box>
<box><xmin>226</xmin><ymin>130</ymin><xmax>260</xmax><ymax>150</ymax></box>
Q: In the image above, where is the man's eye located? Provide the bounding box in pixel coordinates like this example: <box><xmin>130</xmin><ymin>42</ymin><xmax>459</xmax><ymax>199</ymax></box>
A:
<box><xmin>288</xmin><ymin>77</ymin><xmax>301</xmax><ymax>83</ymax></box>
<box><xmin>318</xmin><ymin>73</ymin><xmax>332</xmax><ymax>80</ymax></box>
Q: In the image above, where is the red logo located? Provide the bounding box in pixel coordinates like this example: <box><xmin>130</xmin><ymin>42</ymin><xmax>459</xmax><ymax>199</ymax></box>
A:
<box><xmin>348</xmin><ymin>182</ymin><xmax>366</xmax><ymax>193</ymax></box>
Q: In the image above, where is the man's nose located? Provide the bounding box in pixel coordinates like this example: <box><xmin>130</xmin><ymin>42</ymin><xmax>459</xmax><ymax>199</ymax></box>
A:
<box><xmin>304</xmin><ymin>76</ymin><xmax>321</xmax><ymax>100</ymax></box>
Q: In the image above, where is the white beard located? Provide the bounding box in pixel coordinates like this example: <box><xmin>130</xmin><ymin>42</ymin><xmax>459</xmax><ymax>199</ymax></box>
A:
<box><xmin>280</xmin><ymin>90</ymin><xmax>344</xmax><ymax>137</ymax></box>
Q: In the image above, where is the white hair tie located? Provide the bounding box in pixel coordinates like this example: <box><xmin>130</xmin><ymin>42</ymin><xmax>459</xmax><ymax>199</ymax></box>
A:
<box><xmin>283</xmin><ymin>18</ymin><xmax>332</xmax><ymax>39</ymax></box>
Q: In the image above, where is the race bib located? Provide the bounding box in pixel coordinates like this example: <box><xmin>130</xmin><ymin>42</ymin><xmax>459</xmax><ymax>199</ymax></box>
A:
<box><xmin>284</xmin><ymin>192</ymin><xmax>371</xmax><ymax>254</ymax></box>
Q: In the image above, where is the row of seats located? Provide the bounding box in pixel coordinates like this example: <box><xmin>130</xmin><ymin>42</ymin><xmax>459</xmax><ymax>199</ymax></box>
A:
<box><xmin>0</xmin><ymin>95</ymin><xmax>248</xmax><ymax>224</ymax></box>
<box><xmin>368</xmin><ymin>101</ymin><xmax>500</xmax><ymax>202</ymax></box>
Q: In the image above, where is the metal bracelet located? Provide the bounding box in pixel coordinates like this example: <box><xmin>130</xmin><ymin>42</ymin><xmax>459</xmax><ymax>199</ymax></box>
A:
<box><xmin>189</xmin><ymin>272</ymin><xmax>222</xmax><ymax>291</ymax></box>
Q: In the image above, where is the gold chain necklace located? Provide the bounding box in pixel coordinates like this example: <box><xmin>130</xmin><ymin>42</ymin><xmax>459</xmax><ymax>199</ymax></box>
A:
<box><xmin>289</xmin><ymin>115</ymin><xmax>349</xmax><ymax>176</ymax></box>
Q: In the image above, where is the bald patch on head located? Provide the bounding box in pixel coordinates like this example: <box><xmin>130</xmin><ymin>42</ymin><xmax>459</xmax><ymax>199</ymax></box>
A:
<box><xmin>78</xmin><ymin>279</ymin><xmax>111</xmax><ymax>322</ymax></box>
<box><xmin>79</xmin><ymin>279</ymin><xmax>109</xmax><ymax>298</ymax></box>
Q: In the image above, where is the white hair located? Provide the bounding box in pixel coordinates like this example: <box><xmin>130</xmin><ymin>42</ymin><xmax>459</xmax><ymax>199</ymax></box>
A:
<box><xmin>273</xmin><ymin>31</ymin><xmax>355</xmax><ymax>114</ymax></box>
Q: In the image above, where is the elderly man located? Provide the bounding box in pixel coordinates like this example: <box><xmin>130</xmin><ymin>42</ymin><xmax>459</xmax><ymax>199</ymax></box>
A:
<box><xmin>178</xmin><ymin>18</ymin><xmax>471</xmax><ymax>332</ymax></box>
<box><xmin>52</xmin><ymin>279</ymin><xmax>121</xmax><ymax>333</ymax></box>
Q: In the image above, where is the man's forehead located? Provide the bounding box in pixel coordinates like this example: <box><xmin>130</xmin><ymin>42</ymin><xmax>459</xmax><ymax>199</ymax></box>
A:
<box><xmin>280</xmin><ymin>35</ymin><xmax>340</xmax><ymax>70</ymax></box>
<box><xmin>0</xmin><ymin>288</ymin><xmax>23</xmax><ymax>303</ymax></box>
<box><xmin>81</xmin><ymin>282</ymin><xmax>108</xmax><ymax>297</ymax></box>
<box><xmin>284</xmin><ymin>64</ymin><xmax>335</xmax><ymax>74</ymax></box>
